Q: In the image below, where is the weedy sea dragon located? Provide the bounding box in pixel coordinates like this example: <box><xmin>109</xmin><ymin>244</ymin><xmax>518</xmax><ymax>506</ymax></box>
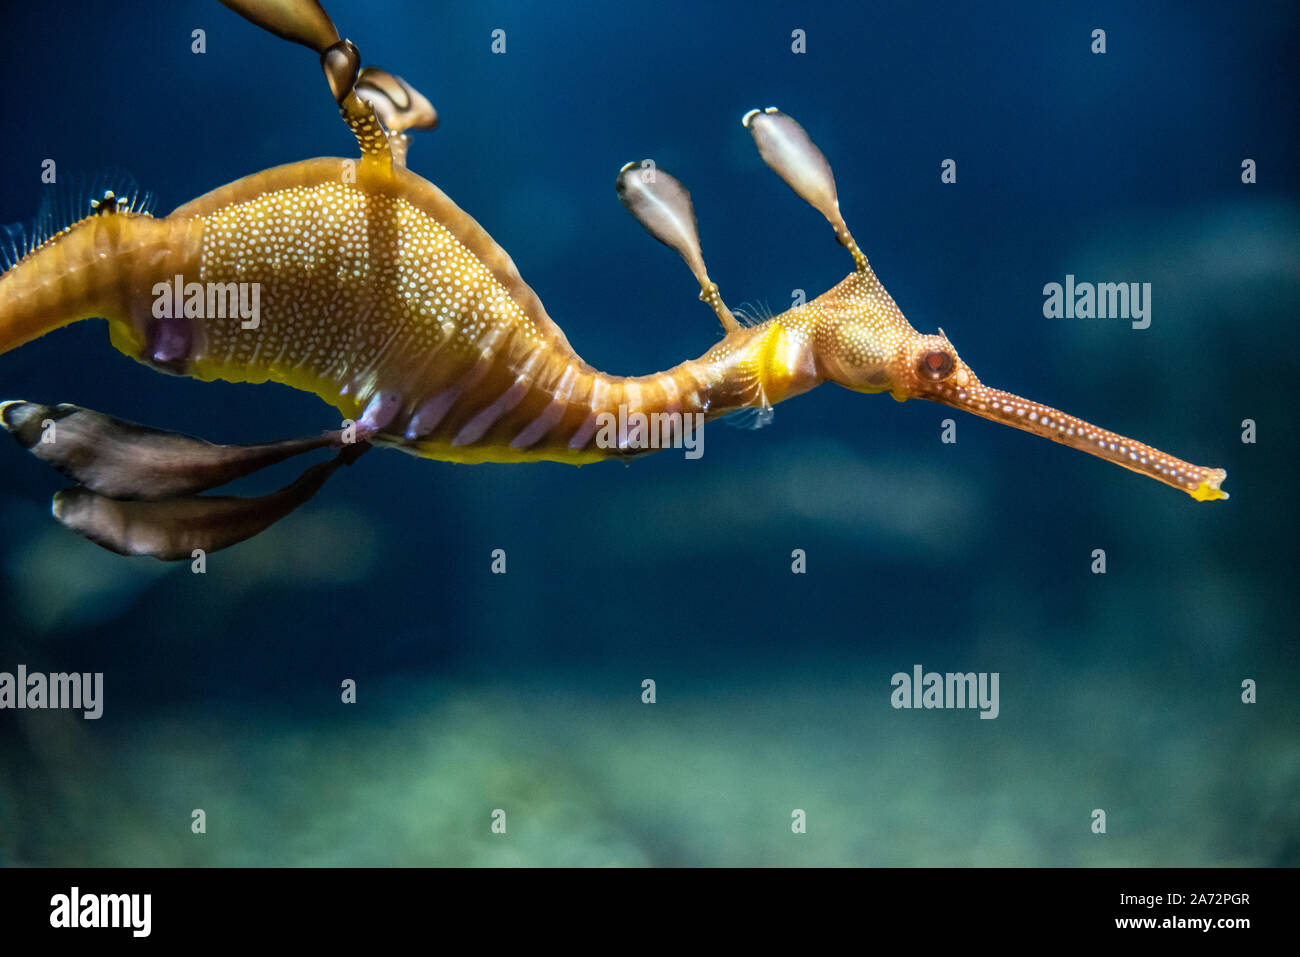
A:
<box><xmin>0</xmin><ymin>0</ymin><xmax>1228</xmax><ymax>561</ymax></box>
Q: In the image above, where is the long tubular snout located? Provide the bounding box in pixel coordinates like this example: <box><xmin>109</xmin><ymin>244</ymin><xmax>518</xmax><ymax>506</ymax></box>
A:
<box><xmin>929</xmin><ymin>382</ymin><xmax>1228</xmax><ymax>501</ymax></box>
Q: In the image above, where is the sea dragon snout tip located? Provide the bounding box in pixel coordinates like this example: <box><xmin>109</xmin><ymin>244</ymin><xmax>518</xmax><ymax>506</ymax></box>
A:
<box><xmin>1190</xmin><ymin>470</ymin><xmax>1229</xmax><ymax>502</ymax></box>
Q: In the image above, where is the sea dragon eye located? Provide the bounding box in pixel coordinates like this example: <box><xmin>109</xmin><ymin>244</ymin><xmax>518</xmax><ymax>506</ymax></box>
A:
<box><xmin>918</xmin><ymin>350</ymin><xmax>955</xmax><ymax>381</ymax></box>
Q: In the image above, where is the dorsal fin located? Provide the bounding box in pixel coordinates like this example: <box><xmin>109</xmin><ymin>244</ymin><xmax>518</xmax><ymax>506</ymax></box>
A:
<box><xmin>1</xmin><ymin>170</ymin><xmax>154</xmax><ymax>274</ymax></box>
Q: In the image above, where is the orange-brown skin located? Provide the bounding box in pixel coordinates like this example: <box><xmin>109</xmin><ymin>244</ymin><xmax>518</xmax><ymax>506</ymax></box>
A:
<box><xmin>0</xmin><ymin>152</ymin><xmax>1228</xmax><ymax>498</ymax></box>
<box><xmin>0</xmin><ymin>0</ymin><xmax>1228</xmax><ymax>501</ymax></box>
<box><xmin>0</xmin><ymin>159</ymin><xmax>782</xmax><ymax>466</ymax></box>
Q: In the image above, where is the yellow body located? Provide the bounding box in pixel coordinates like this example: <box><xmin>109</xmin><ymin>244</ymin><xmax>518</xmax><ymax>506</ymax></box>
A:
<box><xmin>0</xmin><ymin>0</ymin><xmax>1227</xmax><ymax>499</ymax></box>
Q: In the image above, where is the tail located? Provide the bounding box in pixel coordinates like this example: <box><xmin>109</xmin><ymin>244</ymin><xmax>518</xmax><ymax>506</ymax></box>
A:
<box><xmin>0</xmin><ymin>205</ymin><xmax>193</xmax><ymax>358</ymax></box>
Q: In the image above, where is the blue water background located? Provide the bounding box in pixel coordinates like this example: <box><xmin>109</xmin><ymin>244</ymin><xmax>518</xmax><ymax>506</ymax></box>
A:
<box><xmin>0</xmin><ymin>0</ymin><xmax>1295</xmax><ymax>865</ymax></box>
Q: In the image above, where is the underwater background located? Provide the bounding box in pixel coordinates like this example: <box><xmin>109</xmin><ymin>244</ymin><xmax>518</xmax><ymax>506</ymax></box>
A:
<box><xmin>0</xmin><ymin>0</ymin><xmax>1296</xmax><ymax>866</ymax></box>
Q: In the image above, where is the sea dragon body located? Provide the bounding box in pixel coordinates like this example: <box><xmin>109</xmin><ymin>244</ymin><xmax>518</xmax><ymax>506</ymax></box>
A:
<box><xmin>0</xmin><ymin>0</ymin><xmax>1227</xmax><ymax>560</ymax></box>
<box><xmin>1</xmin><ymin>158</ymin><xmax>799</xmax><ymax>467</ymax></box>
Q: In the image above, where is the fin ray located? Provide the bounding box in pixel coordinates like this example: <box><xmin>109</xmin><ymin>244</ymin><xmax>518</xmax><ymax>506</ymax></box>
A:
<box><xmin>721</xmin><ymin>405</ymin><xmax>775</xmax><ymax>430</ymax></box>
<box><xmin>0</xmin><ymin>169</ymin><xmax>154</xmax><ymax>275</ymax></box>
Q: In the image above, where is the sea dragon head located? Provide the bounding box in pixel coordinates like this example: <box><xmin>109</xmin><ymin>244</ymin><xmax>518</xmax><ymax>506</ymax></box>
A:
<box><xmin>734</xmin><ymin>107</ymin><xmax>1228</xmax><ymax>502</ymax></box>
<box><xmin>614</xmin><ymin>105</ymin><xmax>1226</xmax><ymax>501</ymax></box>
<box><xmin>803</xmin><ymin>265</ymin><xmax>1226</xmax><ymax>500</ymax></box>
